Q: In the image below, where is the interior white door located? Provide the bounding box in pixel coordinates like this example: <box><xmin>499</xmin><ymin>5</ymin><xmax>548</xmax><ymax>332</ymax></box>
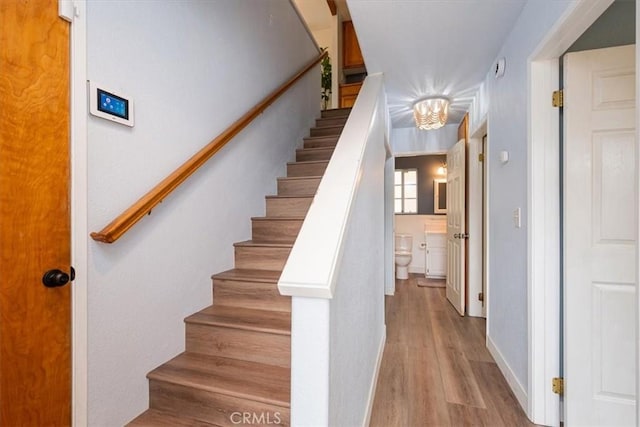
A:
<box><xmin>446</xmin><ymin>139</ymin><xmax>466</xmax><ymax>315</ymax></box>
<box><xmin>564</xmin><ymin>44</ymin><xmax>636</xmax><ymax>426</ymax></box>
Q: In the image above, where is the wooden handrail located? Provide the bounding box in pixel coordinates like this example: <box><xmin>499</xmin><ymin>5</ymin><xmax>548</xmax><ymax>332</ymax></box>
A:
<box><xmin>91</xmin><ymin>51</ymin><xmax>327</xmax><ymax>243</ymax></box>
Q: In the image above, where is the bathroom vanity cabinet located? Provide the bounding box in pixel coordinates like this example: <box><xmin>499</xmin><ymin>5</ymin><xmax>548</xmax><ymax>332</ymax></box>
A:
<box><xmin>425</xmin><ymin>232</ymin><xmax>447</xmax><ymax>278</ymax></box>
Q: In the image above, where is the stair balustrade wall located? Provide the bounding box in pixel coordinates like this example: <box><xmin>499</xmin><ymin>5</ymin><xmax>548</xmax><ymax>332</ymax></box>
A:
<box><xmin>281</xmin><ymin>74</ymin><xmax>389</xmax><ymax>426</ymax></box>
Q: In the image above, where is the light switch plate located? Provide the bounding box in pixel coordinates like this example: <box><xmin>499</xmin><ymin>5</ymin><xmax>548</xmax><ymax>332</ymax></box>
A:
<box><xmin>513</xmin><ymin>207</ymin><xmax>521</xmax><ymax>228</ymax></box>
<box><xmin>500</xmin><ymin>150</ymin><xmax>509</xmax><ymax>164</ymax></box>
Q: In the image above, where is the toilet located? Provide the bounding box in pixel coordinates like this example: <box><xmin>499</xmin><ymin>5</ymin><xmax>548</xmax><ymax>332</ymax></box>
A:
<box><xmin>394</xmin><ymin>234</ymin><xmax>413</xmax><ymax>280</ymax></box>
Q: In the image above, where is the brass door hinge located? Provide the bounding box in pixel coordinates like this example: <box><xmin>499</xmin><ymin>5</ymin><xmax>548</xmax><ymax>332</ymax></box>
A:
<box><xmin>552</xmin><ymin>377</ymin><xmax>564</xmax><ymax>395</ymax></box>
<box><xmin>552</xmin><ymin>90</ymin><xmax>564</xmax><ymax>108</ymax></box>
<box><xmin>478</xmin><ymin>153</ymin><xmax>485</xmax><ymax>162</ymax></box>
<box><xmin>478</xmin><ymin>292</ymin><xmax>484</xmax><ymax>302</ymax></box>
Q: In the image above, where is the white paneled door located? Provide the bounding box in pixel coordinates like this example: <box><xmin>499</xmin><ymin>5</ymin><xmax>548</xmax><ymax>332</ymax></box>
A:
<box><xmin>446</xmin><ymin>139</ymin><xmax>466</xmax><ymax>315</ymax></box>
<box><xmin>564</xmin><ymin>44</ymin><xmax>636</xmax><ymax>426</ymax></box>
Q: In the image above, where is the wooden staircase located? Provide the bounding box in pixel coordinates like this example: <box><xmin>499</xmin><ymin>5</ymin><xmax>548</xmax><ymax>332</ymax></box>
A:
<box><xmin>127</xmin><ymin>107</ymin><xmax>351</xmax><ymax>427</ymax></box>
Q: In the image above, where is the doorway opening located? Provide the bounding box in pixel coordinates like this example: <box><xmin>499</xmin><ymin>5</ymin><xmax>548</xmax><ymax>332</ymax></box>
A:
<box><xmin>527</xmin><ymin>0</ymin><xmax>637</xmax><ymax>424</ymax></box>
<box><xmin>393</xmin><ymin>153</ymin><xmax>449</xmax><ymax>286</ymax></box>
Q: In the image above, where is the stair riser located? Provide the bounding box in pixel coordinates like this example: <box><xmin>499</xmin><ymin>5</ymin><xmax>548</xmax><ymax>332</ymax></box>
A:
<box><xmin>316</xmin><ymin>116</ymin><xmax>348</xmax><ymax>127</ymax></box>
<box><xmin>186</xmin><ymin>324</ymin><xmax>290</xmax><ymax>368</ymax></box>
<box><xmin>265</xmin><ymin>197</ymin><xmax>312</xmax><ymax>217</ymax></box>
<box><xmin>213</xmin><ymin>278</ymin><xmax>291</xmax><ymax>312</ymax></box>
<box><xmin>127</xmin><ymin>409</ymin><xmax>203</xmax><ymax>426</ymax></box>
<box><xmin>149</xmin><ymin>381</ymin><xmax>290</xmax><ymax>427</ymax></box>
<box><xmin>321</xmin><ymin>108</ymin><xmax>350</xmax><ymax>118</ymax></box>
<box><xmin>303</xmin><ymin>136</ymin><xmax>339</xmax><ymax>149</ymax></box>
<box><xmin>310</xmin><ymin>126</ymin><xmax>343</xmax><ymax>137</ymax></box>
<box><xmin>296</xmin><ymin>148</ymin><xmax>334</xmax><ymax>162</ymax></box>
<box><xmin>252</xmin><ymin>219</ymin><xmax>303</xmax><ymax>244</ymax></box>
<box><xmin>287</xmin><ymin>162</ymin><xmax>328</xmax><ymax>177</ymax></box>
<box><xmin>277</xmin><ymin>178</ymin><xmax>321</xmax><ymax>196</ymax></box>
<box><xmin>234</xmin><ymin>246</ymin><xmax>291</xmax><ymax>271</ymax></box>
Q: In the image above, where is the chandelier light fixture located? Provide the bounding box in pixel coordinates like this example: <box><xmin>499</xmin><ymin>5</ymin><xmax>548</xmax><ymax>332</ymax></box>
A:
<box><xmin>413</xmin><ymin>97</ymin><xmax>450</xmax><ymax>130</ymax></box>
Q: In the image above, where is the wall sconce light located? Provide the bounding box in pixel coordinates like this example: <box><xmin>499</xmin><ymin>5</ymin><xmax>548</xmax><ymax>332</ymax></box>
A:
<box><xmin>437</xmin><ymin>162</ymin><xmax>447</xmax><ymax>175</ymax></box>
<box><xmin>413</xmin><ymin>97</ymin><xmax>450</xmax><ymax>130</ymax></box>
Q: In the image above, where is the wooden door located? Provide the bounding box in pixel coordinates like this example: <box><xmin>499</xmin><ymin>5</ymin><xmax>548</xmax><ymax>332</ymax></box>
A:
<box><xmin>339</xmin><ymin>82</ymin><xmax>362</xmax><ymax>108</ymax></box>
<box><xmin>0</xmin><ymin>1</ymin><xmax>72</xmax><ymax>425</ymax></box>
<box><xmin>446</xmin><ymin>139</ymin><xmax>466</xmax><ymax>315</ymax></box>
<box><xmin>564</xmin><ymin>45</ymin><xmax>636</xmax><ymax>426</ymax></box>
<box><xmin>342</xmin><ymin>20</ymin><xmax>364</xmax><ymax>69</ymax></box>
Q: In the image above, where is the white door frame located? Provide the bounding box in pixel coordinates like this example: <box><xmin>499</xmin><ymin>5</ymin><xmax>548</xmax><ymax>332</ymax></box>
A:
<box><xmin>468</xmin><ymin>122</ymin><xmax>487</xmax><ymax>318</ymax></box>
<box><xmin>636</xmin><ymin>11</ymin><xmax>640</xmax><ymax>425</ymax></box>
<box><xmin>69</xmin><ymin>2</ymin><xmax>89</xmax><ymax>426</ymax></box>
<box><xmin>527</xmin><ymin>0</ymin><xmax>620</xmax><ymax>425</ymax></box>
<box><xmin>385</xmin><ymin>150</ymin><xmax>396</xmax><ymax>295</ymax></box>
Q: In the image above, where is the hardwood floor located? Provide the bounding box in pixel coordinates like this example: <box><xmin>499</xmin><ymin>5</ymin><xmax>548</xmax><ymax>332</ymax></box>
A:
<box><xmin>370</xmin><ymin>275</ymin><xmax>535</xmax><ymax>427</ymax></box>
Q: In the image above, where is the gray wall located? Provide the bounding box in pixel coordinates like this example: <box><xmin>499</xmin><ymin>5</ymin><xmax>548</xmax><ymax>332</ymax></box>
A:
<box><xmin>395</xmin><ymin>154</ymin><xmax>447</xmax><ymax>215</ymax></box>
<box><xmin>86</xmin><ymin>1</ymin><xmax>318</xmax><ymax>424</ymax></box>
<box><xmin>567</xmin><ymin>0</ymin><xmax>635</xmax><ymax>52</ymax></box>
<box><xmin>484</xmin><ymin>0</ymin><xmax>577</xmax><ymax>394</ymax></box>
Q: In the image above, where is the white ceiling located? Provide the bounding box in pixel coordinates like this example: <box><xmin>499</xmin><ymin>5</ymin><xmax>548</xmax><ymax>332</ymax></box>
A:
<box><xmin>347</xmin><ymin>0</ymin><xmax>527</xmax><ymax>128</ymax></box>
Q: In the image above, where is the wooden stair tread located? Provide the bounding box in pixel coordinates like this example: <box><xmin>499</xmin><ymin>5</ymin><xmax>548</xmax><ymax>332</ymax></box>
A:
<box><xmin>302</xmin><ymin>138</ymin><xmax>339</xmax><ymax>149</ymax></box>
<box><xmin>321</xmin><ymin>107</ymin><xmax>351</xmax><ymax>118</ymax></box>
<box><xmin>212</xmin><ymin>268</ymin><xmax>281</xmax><ymax>283</ymax></box>
<box><xmin>128</xmin><ymin>409</ymin><xmax>221</xmax><ymax>426</ymax></box>
<box><xmin>296</xmin><ymin>146</ymin><xmax>335</xmax><ymax>162</ymax></box>
<box><xmin>265</xmin><ymin>195</ymin><xmax>314</xmax><ymax>200</ymax></box>
<box><xmin>277</xmin><ymin>175</ymin><xmax>323</xmax><ymax>181</ymax></box>
<box><xmin>233</xmin><ymin>240</ymin><xmax>293</xmax><ymax>248</ymax></box>
<box><xmin>286</xmin><ymin>160</ymin><xmax>329</xmax><ymax>166</ymax></box>
<box><xmin>251</xmin><ymin>216</ymin><xmax>305</xmax><ymax>221</ymax></box>
<box><xmin>185</xmin><ymin>305</ymin><xmax>290</xmax><ymax>335</ymax></box>
<box><xmin>303</xmin><ymin>135</ymin><xmax>339</xmax><ymax>142</ymax></box>
<box><xmin>310</xmin><ymin>124</ymin><xmax>344</xmax><ymax>131</ymax></box>
<box><xmin>297</xmin><ymin>146</ymin><xmax>335</xmax><ymax>153</ymax></box>
<box><xmin>315</xmin><ymin>118</ymin><xmax>347</xmax><ymax>127</ymax></box>
<box><xmin>148</xmin><ymin>353</ymin><xmax>290</xmax><ymax>408</ymax></box>
<box><xmin>276</xmin><ymin>176</ymin><xmax>322</xmax><ymax>196</ymax></box>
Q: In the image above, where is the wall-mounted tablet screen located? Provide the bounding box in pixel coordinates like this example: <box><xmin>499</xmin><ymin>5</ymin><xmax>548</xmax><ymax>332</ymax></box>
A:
<box><xmin>98</xmin><ymin>89</ymin><xmax>128</xmax><ymax>120</ymax></box>
<box><xmin>89</xmin><ymin>81</ymin><xmax>134</xmax><ymax>127</ymax></box>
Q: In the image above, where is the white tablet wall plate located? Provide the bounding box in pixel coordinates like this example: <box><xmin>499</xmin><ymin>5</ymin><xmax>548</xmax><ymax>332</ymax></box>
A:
<box><xmin>89</xmin><ymin>81</ymin><xmax>134</xmax><ymax>127</ymax></box>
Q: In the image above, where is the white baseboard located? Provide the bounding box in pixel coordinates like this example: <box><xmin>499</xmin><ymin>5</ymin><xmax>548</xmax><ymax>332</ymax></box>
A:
<box><xmin>408</xmin><ymin>266</ymin><xmax>425</xmax><ymax>274</ymax></box>
<box><xmin>385</xmin><ymin>280</ymin><xmax>395</xmax><ymax>296</ymax></box>
<box><xmin>363</xmin><ymin>326</ymin><xmax>386</xmax><ymax>427</ymax></box>
<box><xmin>486</xmin><ymin>334</ymin><xmax>528</xmax><ymax>414</ymax></box>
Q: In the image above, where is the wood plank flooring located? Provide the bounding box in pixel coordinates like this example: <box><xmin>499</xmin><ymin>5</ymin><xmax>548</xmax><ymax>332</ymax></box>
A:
<box><xmin>370</xmin><ymin>275</ymin><xmax>535</xmax><ymax>427</ymax></box>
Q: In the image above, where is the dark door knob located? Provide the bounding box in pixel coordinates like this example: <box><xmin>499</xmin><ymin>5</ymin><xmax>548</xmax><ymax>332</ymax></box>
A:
<box><xmin>42</xmin><ymin>267</ymin><xmax>74</xmax><ymax>288</ymax></box>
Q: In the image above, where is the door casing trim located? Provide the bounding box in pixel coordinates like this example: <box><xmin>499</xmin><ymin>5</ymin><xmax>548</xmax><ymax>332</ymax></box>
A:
<box><xmin>70</xmin><ymin>2</ymin><xmax>88</xmax><ymax>425</ymax></box>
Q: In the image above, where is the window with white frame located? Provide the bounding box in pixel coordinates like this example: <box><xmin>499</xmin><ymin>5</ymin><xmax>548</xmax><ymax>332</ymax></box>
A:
<box><xmin>394</xmin><ymin>169</ymin><xmax>418</xmax><ymax>214</ymax></box>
